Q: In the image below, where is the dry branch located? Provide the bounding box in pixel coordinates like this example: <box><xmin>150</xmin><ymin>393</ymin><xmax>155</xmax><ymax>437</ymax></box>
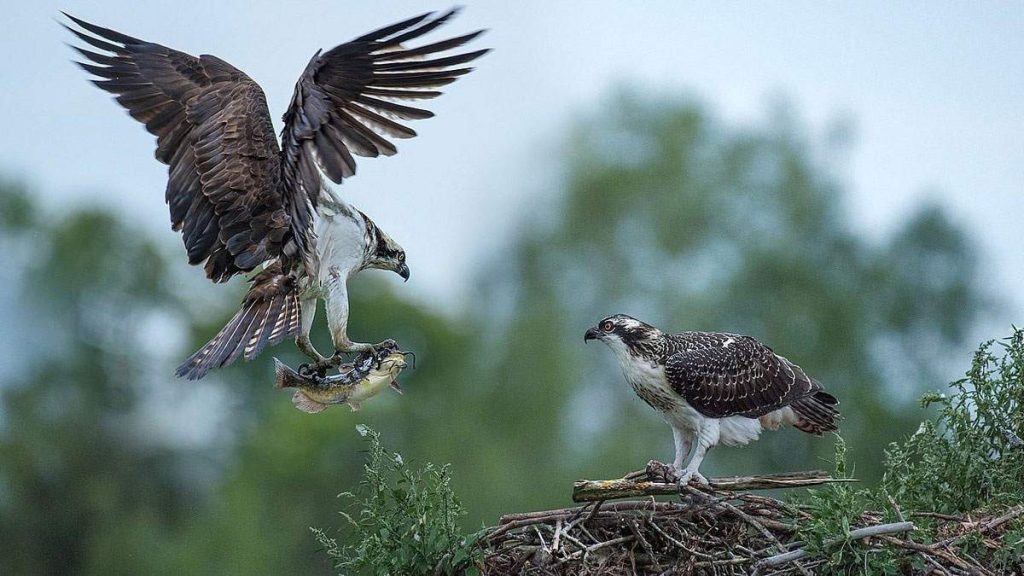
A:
<box><xmin>573</xmin><ymin>470</ymin><xmax>857</xmax><ymax>502</ymax></box>
<box><xmin>755</xmin><ymin>521</ymin><xmax>915</xmax><ymax>569</ymax></box>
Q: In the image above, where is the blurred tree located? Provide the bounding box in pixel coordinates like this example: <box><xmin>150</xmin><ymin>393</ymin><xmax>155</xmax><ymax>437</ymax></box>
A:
<box><xmin>0</xmin><ymin>181</ymin><xmax>199</xmax><ymax>575</ymax></box>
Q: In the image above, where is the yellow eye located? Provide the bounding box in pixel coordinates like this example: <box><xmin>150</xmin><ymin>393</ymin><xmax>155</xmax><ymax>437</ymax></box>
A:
<box><xmin>601</xmin><ymin>321</ymin><xmax>614</xmax><ymax>332</ymax></box>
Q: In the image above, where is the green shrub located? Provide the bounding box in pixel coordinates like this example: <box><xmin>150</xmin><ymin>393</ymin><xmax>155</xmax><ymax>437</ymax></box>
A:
<box><xmin>801</xmin><ymin>328</ymin><xmax>1024</xmax><ymax>572</ymax></box>
<box><xmin>313</xmin><ymin>425</ymin><xmax>480</xmax><ymax>575</ymax></box>
<box><xmin>882</xmin><ymin>330</ymin><xmax>1024</xmax><ymax>514</ymax></box>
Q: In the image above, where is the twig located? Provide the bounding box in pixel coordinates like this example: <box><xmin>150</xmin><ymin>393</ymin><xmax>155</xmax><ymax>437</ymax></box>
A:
<box><xmin>756</xmin><ymin>521</ymin><xmax>915</xmax><ymax>569</ymax></box>
<box><xmin>690</xmin><ymin>484</ymin><xmax>810</xmax><ymax>576</ymax></box>
<box><xmin>932</xmin><ymin>505</ymin><xmax>1024</xmax><ymax>549</ymax></box>
<box><xmin>562</xmin><ymin>535</ymin><xmax>636</xmax><ymax>562</ymax></box>
<box><xmin>879</xmin><ymin>536</ymin><xmax>983</xmax><ymax>576</ymax></box>
<box><xmin>1004</xmin><ymin>429</ymin><xmax>1024</xmax><ymax>449</ymax></box>
<box><xmin>644</xmin><ymin>518</ymin><xmax>716</xmax><ymax>561</ymax></box>
<box><xmin>888</xmin><ymin>494</ymin><xmax>947</xmax><ymax>575</ymax></box>
<box><xmin>913</xmin><ymin>511</ymin><xmax>967</xmax><ymax>523</ymax></box>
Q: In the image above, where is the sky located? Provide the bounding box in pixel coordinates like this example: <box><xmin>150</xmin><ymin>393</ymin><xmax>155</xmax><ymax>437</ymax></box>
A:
<box><xmin>2</xmin><ymin>0</ymin><xmax>1022</xmax><ymax>320</ymax></box>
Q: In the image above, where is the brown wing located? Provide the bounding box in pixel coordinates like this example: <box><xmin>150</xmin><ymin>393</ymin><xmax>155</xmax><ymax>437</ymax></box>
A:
<box><xmin>279</xmin><ymin>8</ymin><xmax>488</xmax><ymax>212</ymax></box>
<box><xmin>176</xmin><ymin>261</ymin><xmax>301</xmax><ymax>380</ymax></box>
<box><xmin>664</xmin><ymin>333</ymin><xmax>822</xmax><ymax>418</ymax></box>
<box><xmin>64</xmin><ymin>14</ymin><xmax>295</xmax><ymax>282</ymax></box>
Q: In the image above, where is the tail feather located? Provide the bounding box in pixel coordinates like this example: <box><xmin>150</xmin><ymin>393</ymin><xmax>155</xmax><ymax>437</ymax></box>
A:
<box><xmin>176</xmin><ymin>264</ymin><xmax>300</xmax><ymax>380</ymax></box>
<box><xmin>790</xmin><ymin>391</ymin><xmax>840</xmax><ymax>435</ymax></box>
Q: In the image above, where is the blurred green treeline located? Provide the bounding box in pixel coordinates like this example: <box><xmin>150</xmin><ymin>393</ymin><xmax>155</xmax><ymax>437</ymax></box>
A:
<box><xmin>0</xmin><ymin>92</ymin><xmax>993</xmax><ymax>574</ymax></box>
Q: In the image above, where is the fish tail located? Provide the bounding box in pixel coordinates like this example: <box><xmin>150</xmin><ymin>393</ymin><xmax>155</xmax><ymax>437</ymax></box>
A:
<box><xmin>273</xmin><ymin>358</ymin><xmax>304</xmax><ymax>389</ymax></box>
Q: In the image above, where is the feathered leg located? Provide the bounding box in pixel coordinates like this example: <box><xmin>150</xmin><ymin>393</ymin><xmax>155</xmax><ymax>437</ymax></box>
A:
<box><xmin>678</xmin><ymin>420</ymin><xmax>718</xmax><ymax>486</ymax></box>
<box><xmin>671</xmin><ymin>426</ymin><xmax>693</xmax><ymax>471</ymax></box>
<box><xmin>295</xmin><ymin>297</ymin><xmax>326</xmax><ymax>362</ymax></box>
<box><xmin>323</xmin><ymin>267</ymin><xmax>394</xmax><ymax>355</ymax></box>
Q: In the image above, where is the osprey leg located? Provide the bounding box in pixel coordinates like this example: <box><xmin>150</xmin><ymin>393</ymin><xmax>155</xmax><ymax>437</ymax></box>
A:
<box><xmin>671</xmin><ymin>426</ymin><xmax>693</xmax><ymax>471</ymax></box>
<box><xmin>679</xmin><ymin>421</ymin><xmax>718</xmax><ymax>486</ymax></box>
<box><xmin>296</xmin><ymin>297</ymin><xmax>329</xmax><ymax>363</ymax></box>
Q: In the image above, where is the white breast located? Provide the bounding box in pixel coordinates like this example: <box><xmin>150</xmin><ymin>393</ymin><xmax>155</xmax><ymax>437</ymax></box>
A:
<box><xmin>314</xmin><ymin>204</ymin><xmax>368</xmax><ymax>285</ymax></box>
<box><xmin>611</xmin><ymin>351</ymin><xmax>698</xmax><ymax>428</ymax></box>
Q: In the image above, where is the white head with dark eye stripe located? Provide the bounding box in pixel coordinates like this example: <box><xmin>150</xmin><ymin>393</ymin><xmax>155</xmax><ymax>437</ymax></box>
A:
<box><xmin>361</xmin><ymin>213</ymin><xmax>410</xmax><ymax>281</ymax></box>
<box><xmin>585</xmin><ymin>314</ymin><xmax>663</xmax><ymax>360</ymax></box>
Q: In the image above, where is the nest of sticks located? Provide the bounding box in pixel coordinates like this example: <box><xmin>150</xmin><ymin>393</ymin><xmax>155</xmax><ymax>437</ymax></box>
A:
<box><xmin>479</xmin><ymin>467</ymin><xmax>1023</xmax><ymax>575</ymax></box>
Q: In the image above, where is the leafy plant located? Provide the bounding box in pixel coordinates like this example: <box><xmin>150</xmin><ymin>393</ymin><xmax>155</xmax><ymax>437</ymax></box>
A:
<box><xmin>799</xmin><ymin>328</ymin><xmax>1024</xmax><ymax>572</ymax></box>
<box><xmin>882</xmin><ymin>330</ymin><xmax>1024</xmax><ymax>514</ymax></box>
<box><xmin>314</xmin><ymin>425</ymin><xmax>480</xmax><ymax>575</ymax></box>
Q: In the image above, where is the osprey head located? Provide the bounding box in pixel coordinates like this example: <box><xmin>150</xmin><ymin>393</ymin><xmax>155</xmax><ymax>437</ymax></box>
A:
<box><xmin>363</xmin><ymin>216</ymin><xmax>410</xmax><ymax>281</ymax></box>
<box><xmin>585</xmin><ymin>314</ymin><xmax>661</xmax><ymax>356</ymax></box>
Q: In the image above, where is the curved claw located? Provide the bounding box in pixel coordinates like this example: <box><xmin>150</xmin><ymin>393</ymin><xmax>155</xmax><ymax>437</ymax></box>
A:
<box><xmin>675</xmin><ymin>469</ymin><xmax>709</xmax><ymax>489</ymax></box>
<box><xmin>306</xmin><ymin>354</ymin><xmax>341</xmax><ymax>377</ymax></box>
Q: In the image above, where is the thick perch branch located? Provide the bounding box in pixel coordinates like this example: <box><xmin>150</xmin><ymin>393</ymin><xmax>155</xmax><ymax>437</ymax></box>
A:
<box><xmin>572</xmin><ymin>470</ymin><xmax>857</xmax><ymax>502</ymax></box>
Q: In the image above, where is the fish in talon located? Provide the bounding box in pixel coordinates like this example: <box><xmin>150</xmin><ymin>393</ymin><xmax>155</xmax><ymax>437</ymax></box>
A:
<box><xmin>273</xmin><ymin>348</ymin><xmax>407</xmax><ymax>414</ymax></box>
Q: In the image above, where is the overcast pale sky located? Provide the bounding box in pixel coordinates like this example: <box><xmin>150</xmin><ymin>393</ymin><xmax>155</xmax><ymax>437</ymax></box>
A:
<box><xmin>2</xmin><ymin>1</ymin><xmax>1021</xmax><ymax>319</ymax></box>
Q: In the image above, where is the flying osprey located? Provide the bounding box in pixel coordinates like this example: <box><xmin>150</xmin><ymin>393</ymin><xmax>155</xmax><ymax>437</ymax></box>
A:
<box><xmin>585</xmin><ymin>314</ymin><xmax>839</xmax><ymax>485</ymax></box>
<box><xmin>64</xmin><ymin>10</ymin><xmax>487</xmax><ymax>379</ymax></box>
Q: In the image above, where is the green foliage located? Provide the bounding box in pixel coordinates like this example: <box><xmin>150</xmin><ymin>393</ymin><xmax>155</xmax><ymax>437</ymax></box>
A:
<box><xmin>799</xmin><ymin>329</ymin><xmax>1024</xmax><ymax>572</ymax></box>
<box><xmin>802</xmin><ymin>438</ymin><xmax>902</xmax><ymax>573</ymax></box>
<box><xmin>315</xmin><ymin>426</ymin><xmax>478</xmax><ymax>576</ymax></box>
<box><xmin>882</xmin><ymin>331</ymin><xmax>1024</xmax><ymax>514</ymax></box>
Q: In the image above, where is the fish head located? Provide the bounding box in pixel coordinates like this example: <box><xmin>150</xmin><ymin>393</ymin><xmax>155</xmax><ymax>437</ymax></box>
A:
<box><xmin>347</xmin><ymin>352</ymin><xmax>408</xmax><ymax>403</ymax></box>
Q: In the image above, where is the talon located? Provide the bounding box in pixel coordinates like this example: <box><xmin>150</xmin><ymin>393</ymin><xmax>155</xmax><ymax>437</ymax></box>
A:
<box><xmin>675</xmin><ymin>469</ymin><xmax>707</xmax><ymax>488</ymax></box>
<box><xmin>306</xmin><ymin>353</ymin><xmax>341</xmax><ymax>377</ymax></box>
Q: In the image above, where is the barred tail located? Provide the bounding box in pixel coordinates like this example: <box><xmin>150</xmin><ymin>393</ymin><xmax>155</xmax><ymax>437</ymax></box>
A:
<box><xmin>176</xmin><ymin>265</ymin><xmax>301</xmax><ymax>380</ymax></box>
<box><xmin>790</xmin><ymin>391</ymin><xmax>840</xmax><ymax>435</ymax></box>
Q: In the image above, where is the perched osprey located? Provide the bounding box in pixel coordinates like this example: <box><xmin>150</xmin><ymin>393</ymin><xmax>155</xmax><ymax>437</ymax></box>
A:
<box><xmin>64</xmin><ymin>10</ymin><xmax>487</xmax><ymax>379</ymax></box>
<box><xmin>585</xmin><ymin>314</ymin><xmax>839</xmax><ymax>485</ymax></box>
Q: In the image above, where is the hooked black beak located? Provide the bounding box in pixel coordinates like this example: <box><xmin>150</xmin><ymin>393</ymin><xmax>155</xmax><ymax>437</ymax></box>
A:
<box><xmin>584</xmin><ymin>327</ymin><xmax>600</xmax><ymax>342</ymax></box>
<box><xmin>398</xmin><ymin>263</ymin><xmax>410</xmax><ymax>282</ymax></box>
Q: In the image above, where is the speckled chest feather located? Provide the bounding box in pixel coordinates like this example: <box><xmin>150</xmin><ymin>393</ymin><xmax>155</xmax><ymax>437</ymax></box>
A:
<box><xmin>618</xmin><ymin>352</ymin><xmax>679</xmax><ymax>413</ymax></box>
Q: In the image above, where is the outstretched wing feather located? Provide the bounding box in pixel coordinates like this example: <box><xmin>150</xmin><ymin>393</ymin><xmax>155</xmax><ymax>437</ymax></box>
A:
<box><xmin>65</xmin><ymin>13</ymin><xmax>300</xmax><ymax>283</ymax></box>
<box><xmin>279</xmin><ymin>8</ymin><xmax>488</xmax><ymax>199</ymax></box>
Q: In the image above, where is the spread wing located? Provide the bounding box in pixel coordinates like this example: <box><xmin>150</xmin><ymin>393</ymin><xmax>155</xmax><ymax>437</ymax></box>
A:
<box><xmin>279</xmin><ymin>8</ymin><xmax>488</xmax><ymax>206</ymax></box>
<box><xmin>64</xmin><ymin>14</ymin><xmax>299</xmax><ymax>282</ymax></box>
<box><xmin>176</xmin><ymin>261</ymin><xmax>301</xmax><ymax>380</ymax></box>
<box><xmin>664</xmin><ymin>333</ymin><xmax>821</xmax><ymax>418</ymax></box>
